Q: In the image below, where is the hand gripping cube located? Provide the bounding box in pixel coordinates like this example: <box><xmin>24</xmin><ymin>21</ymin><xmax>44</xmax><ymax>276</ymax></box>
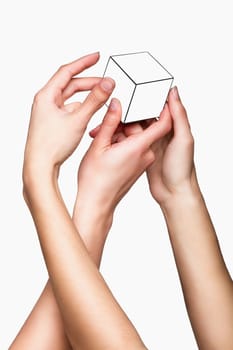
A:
<box><xmin>103</xmin><ymin>51</ymin><xmax>174</xmax><ymax>123</ymax></box>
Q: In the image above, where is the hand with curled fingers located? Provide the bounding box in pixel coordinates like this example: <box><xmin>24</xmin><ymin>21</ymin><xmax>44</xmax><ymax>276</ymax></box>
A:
<box><xmin>88</xmin><ymin>85</ymin><xmax>198</xmax><ymax>210</ymax></box>
<box><xmin>146</xmin><ymin>87</ymin><xmax>200</xmax><ymax>208</ymax></box>
<box><xmin>23</xmin><ymin>52</ymin><xmax>115</xmax><ymax>181</ymax></box>
<box><xmin>76</xmin><ymin>97</ymin><xmax>172</xmax><ymax>223</ymax></box>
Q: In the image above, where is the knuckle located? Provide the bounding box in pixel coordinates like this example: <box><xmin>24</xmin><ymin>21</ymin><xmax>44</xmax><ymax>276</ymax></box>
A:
<box><xmin>144</xmin><ymin>149</ymin><xmax>155</xmax><ymax>166</ymax></box>
<box><xmin>189</xmin><ymin>134</ymin><xmax>195</xmax><ymax>146</ymax></box>
<box><xmin>89</xmin><ymin>90</ymin><xmax>105</xmax><ymax>108</ymax></box>
<box><xmin>125</xmin><ymin>142</ymin><xmax>139</xmax><ymax>158</ymax></box>
<box><xmin>131</xmin><ymin>140</ymin><xmax>142</xmax><ymax>154</ymax></box>
<box><xmin>174</xmin><ymin>104</ymin><xmax>186</xmax><ymax>119</ymax></box>
<box><xmin>183</xmin><ymin>134</ymin><xmax>194</xmax><ymax>147</ymax></box>
<box><xmin>58</xmin><ymin>64</ymin><xmax>67</xmax><ymax>72</ymax></box>
<box><xmin>182</xmin><ymin>105</ymin><xmax>188</xmax><ymax>115</ymax></box>
<box><xmin>58</xmin><ymin>64</ymin><xmax>73</xmax><ymax>79</ymax></box>
<box><xmin>33</xmin><ymin>89</ymin><xmax>45</xmax><ymax>104</ymax></box>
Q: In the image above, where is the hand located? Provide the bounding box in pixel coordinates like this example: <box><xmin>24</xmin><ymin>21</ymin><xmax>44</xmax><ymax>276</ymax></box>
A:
<box><xmin>146</xmin><ymin>87</ymin><xmax>200</xmax><ymax>207</ymax></box>
<box><xmin>23</xmin><ymin>52</ymin><xmax>115</xmax><ymax>182</ymax></box>
<box><xmin>75</xmin><ymin>97</ymin><xmax>172</xmax><ymax>224</ymax></box>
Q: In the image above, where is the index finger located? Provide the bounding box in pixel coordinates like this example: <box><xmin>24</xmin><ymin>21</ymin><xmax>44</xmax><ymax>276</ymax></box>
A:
<box><xmin>45</xmin><ymin>52</ymin><xmax>100</xmax><ymax>94</ymax></box>
<box><xmin>136</xmin><ymin>103</ymin><xmax>172</xmax><ymax>149</ymax></box>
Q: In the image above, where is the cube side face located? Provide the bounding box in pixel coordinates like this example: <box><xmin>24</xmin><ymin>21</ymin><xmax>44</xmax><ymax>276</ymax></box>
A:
<box><xmin>125</xmin><ymin>79</ymin><xmax>173</xmax><ymax>123</ymax></box>
<box><xmin>104</xmin><ymin>57</ymin><xmax>135</xmax><ymax>122</ymax></box>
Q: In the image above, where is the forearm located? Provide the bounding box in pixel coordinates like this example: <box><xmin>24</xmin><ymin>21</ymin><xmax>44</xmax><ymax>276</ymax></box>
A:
<box><xmin>9</xmin><ymin>282</ymin><xmax>72</xmax><ymax>350</ymax></box>
<box><xmin>161</xmin><ymin>189</ymin><xmax>233</xmax><ymax>349</ymax></box>
<box><xmin>24</xmin><ymin>174</ymin><xmax>146</xmax><ymax>350</ymax></box>
<box><xmin>10</xmin><ymin>192</ymin><xmax>110</xmax><ymax>350</ymax></box>
<box><xmin>72</xmin><ymin>196</ymin><xmax>113</xmax><ymax>267</ymax></box>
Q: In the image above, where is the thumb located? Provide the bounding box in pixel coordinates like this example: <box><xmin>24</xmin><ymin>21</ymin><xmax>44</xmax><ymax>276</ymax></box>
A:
<box><xmin>94</xmin><ymin>98</ymin><xmax>122</xmax><ymax>147</ymax></box>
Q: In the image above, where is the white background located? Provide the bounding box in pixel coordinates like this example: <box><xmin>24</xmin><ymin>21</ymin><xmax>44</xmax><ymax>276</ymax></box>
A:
<box><xmin>1</xmin><ymin>1</ymin><xmax>233</xmax><ymax>349</ymax></box>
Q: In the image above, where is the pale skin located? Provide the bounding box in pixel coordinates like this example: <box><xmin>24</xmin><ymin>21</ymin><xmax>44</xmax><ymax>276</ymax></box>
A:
<box><xmin>11</xmin><ymin>52</ymin><xmax>172</xmax><ymax>349</ymax></box>
<box><xmin>10</xmin><ymin>51</ymin><xmax>233</xmax><ymax>349</ymax></box>
<box><xmin>146</xmin><ymin>89</ymin><xmax>233</xmax><ymax>349</ymax></box>
<box><xmin>92</xmin><ymin>87</ymin><xmax>233</xmax><ymax>349</ymax></box>
<box><xmin>9</xmin><ymin>53</ymin><xmax>115</xmax><ymax>350</ymax></box>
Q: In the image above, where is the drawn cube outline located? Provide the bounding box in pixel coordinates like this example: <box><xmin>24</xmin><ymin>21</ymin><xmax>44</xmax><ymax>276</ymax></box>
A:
<box><xmin>103</xmin><ymin>51</ymin><xmax>174</xmax><ymax>123</ymax></box>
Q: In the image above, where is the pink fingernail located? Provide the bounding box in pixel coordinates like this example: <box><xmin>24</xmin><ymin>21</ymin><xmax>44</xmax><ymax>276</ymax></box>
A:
<box><xmin>100</xmin><ymin>77</ymin><xmax>115</xmax><ymax>92</ymax></box>
<box><xmin>109</xmin><ymin>98</ymin><xmax>118</xmax><ymax>111</ymax></box>
<box><xmin>172</xmin><ymin>86</ymin><xmax>180</xmax><ymax>100</ymax></box>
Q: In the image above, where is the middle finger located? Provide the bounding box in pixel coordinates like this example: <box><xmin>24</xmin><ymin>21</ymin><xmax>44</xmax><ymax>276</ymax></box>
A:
<box><xmin>62</xmin><ymin>77</ymin><xmax>101</xmax><ymax>102</ymax></box>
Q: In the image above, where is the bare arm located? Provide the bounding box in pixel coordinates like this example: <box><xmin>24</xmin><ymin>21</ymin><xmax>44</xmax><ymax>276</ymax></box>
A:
<box><xmin>20</xmin><ymin>53</ymin><xmax>171</xmax><ymax>349</ymax></box>
<box><xmin>9</xmin><ymin>192</ymin><xmax>112</xmax><ymax>350</ymax></box>
<box><xmin>9</xmin><ymin>280</ymin><xmax>72</xmax><ymax>350</ymax></box>
<box><xmin>9</xmin><ymin>53</ymin><xmax>112</xmax><ymax>350</ymax></box>
<box><xmin>146</xmin><ymin>87</ymin><xmax>233</xmax><ymax>349</ymax></box>
<box><xmin>162</xmin><ymin>189</ymin><xmax>233</xmax><ymax>349</ymax></box>
<box><xmin>23</xmin><ymin>172</ymin><xmax>147</xmax><ymax>350</ymax></box>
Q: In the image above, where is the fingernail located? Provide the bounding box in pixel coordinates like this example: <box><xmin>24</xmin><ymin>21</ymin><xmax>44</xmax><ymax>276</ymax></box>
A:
<box><xmin>172</xmin><ymin>86</ymin><xmax>180</xmax><ymax>100</ymax></box>
<box><xmin>100</xmin><ymin>77</ymin><xmax>115</xmax><ymax>92</ymax></box>
<box><xmin>109</xmin><ymin>98</ymin><xmax>118</xmax><ymax>111</ymax></box>
<box><xmin>88</xmin><ymin>51</ymin><xmax>99</xmax><ymax>56</ymax></box>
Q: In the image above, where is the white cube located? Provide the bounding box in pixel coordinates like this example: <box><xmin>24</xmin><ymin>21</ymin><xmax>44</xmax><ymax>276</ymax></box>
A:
<box><xmin>103</xmin><ymin>51</ymin><xmax>173</xmax><ymax>123</ymax></box>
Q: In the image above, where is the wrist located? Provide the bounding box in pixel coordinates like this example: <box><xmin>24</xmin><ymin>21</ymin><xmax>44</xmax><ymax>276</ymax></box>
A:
<box><xmin>72</xmin><ymin>198</ymin><xmax>114</xmax><ymax>266</ymax></box>
<box><xmin>73</xmin><ymin>197</ymin><xmax>114</xmax><ymax>239</ymax></box>
<box><xmin>22</xmin><ymin>162</ymin><xmax>60</xmax><ymax>203</ymax></box>
<box><xmin>156</xmin><ymin>170</ymin><xmax>202</xmax><ymax>210</ymax></box>
<box><xmin>160</xmin><ymin>185</ymin><xmax>204</xmax><ymax>217</ymax></box>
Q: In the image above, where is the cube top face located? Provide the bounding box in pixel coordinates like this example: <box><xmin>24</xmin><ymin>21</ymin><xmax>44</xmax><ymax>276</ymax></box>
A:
<box><xmin>103</xmin><ymin>51</ymin><xmax>173</xmax><ymax>123</ymax></box>
<box><xmin>111</xmin><ymin>51</ymin><xmax>173</xmax><ymax>84</ymax></box>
